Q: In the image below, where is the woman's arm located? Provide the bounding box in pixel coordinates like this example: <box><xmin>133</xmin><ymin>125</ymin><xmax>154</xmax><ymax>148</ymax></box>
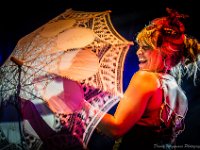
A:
<box><xmin>97</xmin><ymin>71</ymin><xmax>159</xmax><ymax>138</ymax></box>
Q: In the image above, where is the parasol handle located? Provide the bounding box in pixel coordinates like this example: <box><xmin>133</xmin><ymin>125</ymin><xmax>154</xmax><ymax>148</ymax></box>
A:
<box><xmin>10</xmin><ymin>56</ymin><xmax>25</xmax><ymax>149</ymax></box>
<box><xmin>10</xmin><ymin>56</ymin><xmax>24</xmax><ymax>66</ymax></box>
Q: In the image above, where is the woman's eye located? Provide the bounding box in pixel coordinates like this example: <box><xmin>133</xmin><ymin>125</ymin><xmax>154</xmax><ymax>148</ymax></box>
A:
<box><xmin>142</xmin><ymin>46</ymin><xmax>151</xmax><ymax>50</ymax></box>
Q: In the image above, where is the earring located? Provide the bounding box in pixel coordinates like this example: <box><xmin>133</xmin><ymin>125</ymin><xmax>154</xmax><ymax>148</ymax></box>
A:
<box><xmin>164</xmin><ymin>59</ymin><xmax>170</xmax><ymax>73</ymax></box>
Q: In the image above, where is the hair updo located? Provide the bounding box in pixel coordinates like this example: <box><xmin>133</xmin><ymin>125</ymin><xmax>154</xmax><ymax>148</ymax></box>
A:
<box><xmin>136</xmin><ymin>8</ymin><xmax>200</xmax><ymax>85</ymax></box>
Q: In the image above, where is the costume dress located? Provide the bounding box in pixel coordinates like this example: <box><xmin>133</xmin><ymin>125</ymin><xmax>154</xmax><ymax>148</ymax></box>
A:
<box><xmin>116</xmin><ymin>73</ymin><xmax>188</xmax><ymax>150</ymax></box>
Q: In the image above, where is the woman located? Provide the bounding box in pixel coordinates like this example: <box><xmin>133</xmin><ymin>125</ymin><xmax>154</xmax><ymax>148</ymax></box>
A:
<box><xmin>95</xmin><ymin>8</ymin><xmax>200</xmax><ymax>149</ymax></box>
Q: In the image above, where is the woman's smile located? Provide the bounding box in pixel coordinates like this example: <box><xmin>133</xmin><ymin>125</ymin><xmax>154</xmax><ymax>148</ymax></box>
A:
<box><xmin>138</xmin><ymin>57</ymin><xmax>148</xmax><ymax>69</ymax></box>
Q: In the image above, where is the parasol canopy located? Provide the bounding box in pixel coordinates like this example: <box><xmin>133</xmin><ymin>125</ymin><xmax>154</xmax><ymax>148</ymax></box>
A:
<box><xmin>0</xmin><ymin>8</ymin><xmax>133</xmax><ymax>149</ymax></box>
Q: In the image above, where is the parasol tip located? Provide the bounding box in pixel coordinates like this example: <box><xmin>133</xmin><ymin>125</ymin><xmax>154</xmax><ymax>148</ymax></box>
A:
<box><xmin>10</xmin><ymin>56</ymin><xmax>24</xmax><ymax>66</ymax></box>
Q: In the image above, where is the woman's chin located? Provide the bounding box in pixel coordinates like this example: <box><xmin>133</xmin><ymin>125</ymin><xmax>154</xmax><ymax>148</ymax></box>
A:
<box><xmin>138</xmin><ymin>63</ymin><xmax>147</xmax><ymax>70</ymax></box>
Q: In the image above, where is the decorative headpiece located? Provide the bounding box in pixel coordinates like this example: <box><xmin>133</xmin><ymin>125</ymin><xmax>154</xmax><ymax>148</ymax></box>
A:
<box><xmin>136</xmin><ymin>8</ymin><xmax>189</xmax><ymax>57</ymax></box>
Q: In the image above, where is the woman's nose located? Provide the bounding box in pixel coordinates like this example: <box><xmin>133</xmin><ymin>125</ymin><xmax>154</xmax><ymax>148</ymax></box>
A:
<box><xmin>136</xmin><ymin>48</ymin><xmax>143</xmax><ymax>55</ymax></box>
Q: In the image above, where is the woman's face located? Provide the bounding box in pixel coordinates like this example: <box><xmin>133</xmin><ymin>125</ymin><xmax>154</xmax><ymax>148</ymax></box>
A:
<box><xmin>136</xmin><ymin>45</ymin><xmax>165</xmax><ymax>72</ymax></box>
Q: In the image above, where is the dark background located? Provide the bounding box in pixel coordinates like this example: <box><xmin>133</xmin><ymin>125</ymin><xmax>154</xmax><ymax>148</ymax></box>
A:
<box><xmin>0</xmin><ymin>0</ymin><xmax>200</xmax><ymax>146</ymax></box>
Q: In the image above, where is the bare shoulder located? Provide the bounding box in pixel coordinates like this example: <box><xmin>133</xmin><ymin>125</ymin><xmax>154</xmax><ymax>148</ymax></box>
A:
<box><xmin>134</xmin><ymin>70</ymin><xmax>158</xmax><ymax>78</ymax></box>
<box><xmin>130</xmin><ymin>70</ymin><xmax>160</xmax><ymax>91</ymax></box>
